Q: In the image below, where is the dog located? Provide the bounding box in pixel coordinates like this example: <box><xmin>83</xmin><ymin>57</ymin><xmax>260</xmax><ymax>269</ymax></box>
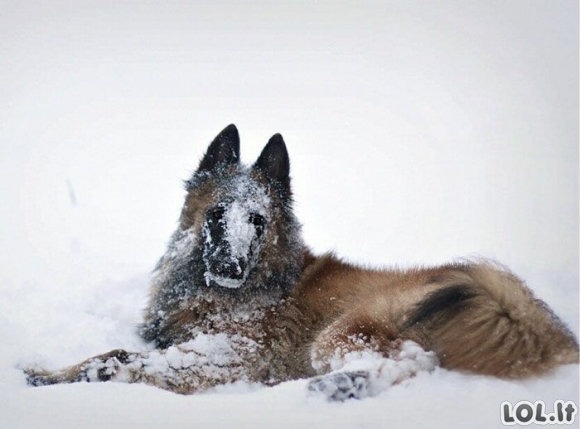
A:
<box><xmin>26</xmin><ymin>124</ymin><xmax>579</xmax><ymax>400</ymax></box>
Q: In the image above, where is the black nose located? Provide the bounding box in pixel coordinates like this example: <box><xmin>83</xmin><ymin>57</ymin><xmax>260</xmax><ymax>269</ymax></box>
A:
<box><xmin>213</xmin><ymin>259</ymin><xmax>246</xmax><ymax>280</ymax></box>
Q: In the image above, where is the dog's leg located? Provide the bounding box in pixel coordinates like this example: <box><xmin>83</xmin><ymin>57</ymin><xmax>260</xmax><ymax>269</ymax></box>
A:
<box><xmin>25</xmin><ymin>349</ymin><xmax>136</xmax><ymax>386</ymax></box>
<box><xmin>25</xmin><ymin>347</ymin><xmax>244</xmax><ymax>394</ymax></box>
<box><xmin>25</xmin><ymin>335</ymin><xmax>259</xmax><ymax>394</ymax></box>
<box><xmin>308</xmin><ymin>313</ymin><xmax>438</xmax><ymax>401</ymax></box>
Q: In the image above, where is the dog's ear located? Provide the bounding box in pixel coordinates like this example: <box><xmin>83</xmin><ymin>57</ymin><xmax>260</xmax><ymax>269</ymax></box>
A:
<box><xmin>253</xmin><ymin>133</ymin><xmax>290</xmax><ymax>197</ymax></box>
<box><xmin>197</xmin><ymin>124</ymin><xmax>240</xmax><ymax>173</ymax></box>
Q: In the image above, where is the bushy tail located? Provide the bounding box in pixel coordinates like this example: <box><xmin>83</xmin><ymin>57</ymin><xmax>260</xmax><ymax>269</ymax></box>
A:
<box><xmin>404</xmin><ymin>262</ymin><xmax>579</xmax><ymax>378</ymax></box>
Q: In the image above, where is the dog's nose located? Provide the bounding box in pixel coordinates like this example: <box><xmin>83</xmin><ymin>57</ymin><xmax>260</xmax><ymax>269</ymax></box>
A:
<box><xmin>214</xmin><ymin>259</ymin><xmax>246</xmax><ymax>280</ymax></box>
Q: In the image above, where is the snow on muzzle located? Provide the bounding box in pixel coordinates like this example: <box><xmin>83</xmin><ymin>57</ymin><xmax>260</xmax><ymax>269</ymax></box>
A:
<box><xmin>208</xmin><ymin>248</ymin><xmax>247</xmax><ymax>282</ymax></box>
<box><xmin>202</xmin><ymin>200</ymin><xmax>265</xmax><ymax>289</ymax></box>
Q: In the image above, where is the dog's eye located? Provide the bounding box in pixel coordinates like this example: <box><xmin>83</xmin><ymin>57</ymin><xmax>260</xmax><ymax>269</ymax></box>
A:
<box><xmin>250</xmin><ymin>214</ymin><xmax>265</xmax><ymax>227</ymax></box>
<box><xmin>212</xmin><ymin>208</ymin><xmax>224</xmax><ymax>220</ymax></box>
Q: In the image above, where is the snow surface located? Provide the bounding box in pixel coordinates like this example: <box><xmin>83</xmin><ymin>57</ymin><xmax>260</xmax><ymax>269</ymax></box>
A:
<box><xmin>0</xmin><ymin>1</ymin><xmax>578</xmax><ymax>429</ymax></box>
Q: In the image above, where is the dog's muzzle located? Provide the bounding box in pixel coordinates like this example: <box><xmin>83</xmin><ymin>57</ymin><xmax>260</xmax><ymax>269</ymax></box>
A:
<box><xmin>205</xmin><ymin>252</ymin><xmax>249</xmax><ymax>289</ymax></box>
<box><xmin>210</xmin><ymin>257</ymin><xmax>246</xmax><ymax>281</ymax></box>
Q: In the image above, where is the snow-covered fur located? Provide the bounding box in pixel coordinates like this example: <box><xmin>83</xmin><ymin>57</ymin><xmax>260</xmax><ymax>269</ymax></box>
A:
<box><xmin>25</xmin><ymin>125</ymin><xmax>579</xmax><ymax>399</ymax></box>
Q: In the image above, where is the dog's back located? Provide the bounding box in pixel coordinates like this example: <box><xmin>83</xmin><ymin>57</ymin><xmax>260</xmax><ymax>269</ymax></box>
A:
<box><xmin>288</xmin><ymin>256</ymin><xmax>579</xmax><ymax>380</ymax></box>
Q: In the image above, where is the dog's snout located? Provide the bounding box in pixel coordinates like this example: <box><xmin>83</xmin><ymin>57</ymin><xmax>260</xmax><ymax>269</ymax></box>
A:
<box><xmin>213</xmin><ymin>258</ymin><xmax>246</xmax><ymax>280</ymax></box>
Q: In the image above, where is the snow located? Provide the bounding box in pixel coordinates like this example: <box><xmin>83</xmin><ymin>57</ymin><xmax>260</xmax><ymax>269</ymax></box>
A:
<box><xmin>0</xmin><ymin>1</ymin><xmax>578</xmax><ymax>429</ymax></box>
<box><xmin>309</xmin><ymin>340</ymin><xmax>440</xmax><ymax>400</ymax></box>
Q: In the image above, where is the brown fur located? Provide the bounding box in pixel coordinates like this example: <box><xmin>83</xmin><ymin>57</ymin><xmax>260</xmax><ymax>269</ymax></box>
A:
<box><xmin>290</xmin><ymin>256</ymin><xmax>579</xmax><ymax>379</ymax></box>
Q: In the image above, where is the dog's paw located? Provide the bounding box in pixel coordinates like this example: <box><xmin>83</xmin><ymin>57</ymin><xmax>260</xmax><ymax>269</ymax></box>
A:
<box><xmin>26</xmin><ymin>373</ymin><xmax>54</xmax><ymax>386</ymax></box>
<box><xmin>23</xmin><ymin>367</ymin><xmax>61</xmax><ymax>387</ymax></box>
<box><xmin>307</xmin><ymin>370</ymin><xmax>370</xmax><ymax>401</ymax></box>
<box><xmin>24</xmin><ymin>349</ymin><xmax>133</xmax><ymax>387</ymax></box>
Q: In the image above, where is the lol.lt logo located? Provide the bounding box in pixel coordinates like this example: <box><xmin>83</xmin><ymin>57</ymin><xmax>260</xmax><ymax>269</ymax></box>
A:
<box><xmin>501</xmin><ymin>400</ymin><xmax>577</xmax><ymax>425</ymax></box>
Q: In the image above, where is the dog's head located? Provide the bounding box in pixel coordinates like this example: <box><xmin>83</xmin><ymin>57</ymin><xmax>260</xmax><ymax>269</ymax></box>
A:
<box><xmin>181</xmin><ymin>124</ymin><xmax>295</xmax><ymax>290</ymax></box>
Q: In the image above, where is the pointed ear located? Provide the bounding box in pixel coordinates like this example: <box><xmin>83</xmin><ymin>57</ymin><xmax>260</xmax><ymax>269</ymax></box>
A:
<box><xmin>253</xmin><ymin>133</ymin><xmax>291</xmax><ymax>196</ymax></box>
<box><xmin>197</xmin><ymin>124</ymin><xmax>240</xmax><ymax>173</ymax></box>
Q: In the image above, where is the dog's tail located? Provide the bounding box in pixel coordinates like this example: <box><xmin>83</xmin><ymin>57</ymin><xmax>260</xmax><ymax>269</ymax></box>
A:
<box><xmin>403</xmin><ymin>261</ymin><xmax>579</xmax><ymax>378</ymax></box>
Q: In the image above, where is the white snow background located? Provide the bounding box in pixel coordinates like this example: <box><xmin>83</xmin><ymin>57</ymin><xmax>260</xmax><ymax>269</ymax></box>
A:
<box><xmin>0</xmin><ymin>1</ymin><xmax>578</xmax><ymax>428</ymax></box>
